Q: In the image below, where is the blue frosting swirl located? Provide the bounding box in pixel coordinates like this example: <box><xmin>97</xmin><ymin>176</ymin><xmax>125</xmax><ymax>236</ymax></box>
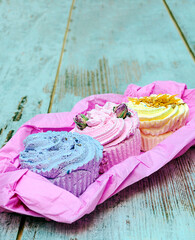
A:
<box><xmin>19</xmin><ymin>131</ymin><xmax>103</xmax><ymax>178</ymax></box>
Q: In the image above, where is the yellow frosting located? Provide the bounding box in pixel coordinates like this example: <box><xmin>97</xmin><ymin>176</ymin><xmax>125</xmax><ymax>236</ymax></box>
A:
<box><xmin>127</xmin><ymin>94</ymin><xmax>189</xmax><ymax>136</ymax></box>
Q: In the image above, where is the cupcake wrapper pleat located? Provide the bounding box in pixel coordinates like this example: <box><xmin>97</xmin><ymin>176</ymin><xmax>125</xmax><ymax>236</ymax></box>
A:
<box><xmin>100</xmin><ymin>128</ymin><xmax>141</xmax><ymax>173</ymax></box>
<box><xmin>50</xmin><ymin>158</ymin><xmax>101</xmax><ymax>197</ymax></box>
<box><xmin>141</xmin><ymin>131</ymin><xmax>173</xmax><ymax>151</ymax></box>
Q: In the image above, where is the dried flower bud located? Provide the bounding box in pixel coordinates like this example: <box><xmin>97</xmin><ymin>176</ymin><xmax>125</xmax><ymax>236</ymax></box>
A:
<box><xmin>113</xmin><ymin>103</ymin><xmax>131</xmax><ymax>119</ymax></box>
<box><xmin>73</xmin><ymin>114</ymin><xmax>89</xmax><ymax>130</ymax></box>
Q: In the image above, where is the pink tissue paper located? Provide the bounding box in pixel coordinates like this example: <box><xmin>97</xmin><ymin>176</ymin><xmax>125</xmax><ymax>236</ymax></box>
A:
<box><xmin>0</xmin><ymin>81</ymin><xmax>194</xmax><ymax>223</ymax></box>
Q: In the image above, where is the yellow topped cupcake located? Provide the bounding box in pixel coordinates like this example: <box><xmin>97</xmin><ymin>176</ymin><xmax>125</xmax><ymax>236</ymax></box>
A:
<box><xmin>127</xmin><ymin>94</ymin><xmax>189</xmax><ymax>151</ymax></box>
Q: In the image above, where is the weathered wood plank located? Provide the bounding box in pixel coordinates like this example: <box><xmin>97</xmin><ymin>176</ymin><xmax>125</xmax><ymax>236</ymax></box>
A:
<box><xmin>0</xmin><ymin>0</ymin><xmax>72</xmax><ymax>146</ymax></box>
<box><xmin>20</xmin><ymin>148</ymin><xmax>195</xmax><ymax>240</ymax></box>
<box><xmin>164</xmin><ymin>0</ymin><xmax>195</xmax><ymax>57</ymax></box>
<box><xmin>20</xmin><ymin>0</ymin><xmax>195</xmax><ymax>239</ymax></box>
<box><xmin>50</xmin><ymin>0</ymin><xmax>195</xmax><ymax>113</ymax></box>
<box><xmin>0</xmin><ymin>213</ymin><xmax>22</xmax><ymax>240</ymax></box>
<box><xmin>0</xmin><ymin>0</ymin><xmax>73</xmax><ymax>239</ymax></box>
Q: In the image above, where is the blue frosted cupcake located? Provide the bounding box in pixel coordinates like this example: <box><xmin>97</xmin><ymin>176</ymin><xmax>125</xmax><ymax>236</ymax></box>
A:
<box><xmin>19</xmin><ymin>131</ymin><xmax>103</xmax><ymax>197</ymax></box>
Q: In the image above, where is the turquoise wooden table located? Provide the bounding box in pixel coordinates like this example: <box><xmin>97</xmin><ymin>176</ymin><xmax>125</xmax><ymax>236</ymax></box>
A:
<box><xmin>0</xmin><ymin>0</ymin><xmax>194</xmax><ymax>239</ymax></box>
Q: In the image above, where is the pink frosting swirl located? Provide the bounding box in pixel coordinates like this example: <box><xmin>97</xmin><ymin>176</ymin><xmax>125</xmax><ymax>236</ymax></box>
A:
<box><xmin>73</xmin><ymin>102</ymin><xmax>139</xmax><ymax>148</ymax></box>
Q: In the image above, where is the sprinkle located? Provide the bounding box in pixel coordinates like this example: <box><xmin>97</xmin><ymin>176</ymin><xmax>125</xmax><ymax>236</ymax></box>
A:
<box><xmin>128</xmin><ymin>94</ymin><xmax>182</xmax><ymax>108</ymax></box>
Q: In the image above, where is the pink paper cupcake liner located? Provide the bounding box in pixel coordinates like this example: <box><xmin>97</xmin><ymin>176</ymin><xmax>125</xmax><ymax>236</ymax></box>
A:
<box><xmin>100</xmin><ymin>128</ymin><xmax>141</xmax><ymax>173</ymax></box>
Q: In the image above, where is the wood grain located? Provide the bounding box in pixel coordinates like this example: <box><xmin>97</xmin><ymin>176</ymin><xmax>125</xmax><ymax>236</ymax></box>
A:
<box><xmin>164</xmin><ymin>0</ymin><xmax>195</xmax><ymax>59</ymax></box>
<box><xmin>50</xmin><ymin>0</ymin><xmax>195</xmax><ymax>113</ymax></box>
<box><xmin>0</xmin><ymin>0</ymin><xmax>73</xmax><ymax>239</ymax></box>
<box><xmin>20</xmin><ymin>0</ymin><xmax>195</xmax><ymax>239</ymax></box>
<box><xmin>0</xmin><ymin>0</ymin><xmax>72</xmax><ymax>146</ymax></box>
<box><xmin>0</xmin><ymin>213</ymin><xmax>22</xmax><ymax>240</ymax></box>
<box><xmin>1</xmin><ymin>0</ymin><xmax>194</xmax><ymax>239</ymax></box>
<box><xmin>20</xmin><ymin>148</ymin><xmax>195</xmax><ymax>240</ymax></box>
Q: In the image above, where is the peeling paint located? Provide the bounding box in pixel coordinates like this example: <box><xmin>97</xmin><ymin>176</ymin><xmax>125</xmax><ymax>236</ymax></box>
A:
<box><xmin>12</xmin><ymin>96</ymin><xmax>27</xmax><ymax>121</ymax></box>
<box><xmin>56</xmin><ymin>57</ymin><xmax>144</xmax><ymax>100</ymax></box>
<box><xmin>43</xmin><ymin>84</ymin><xmax>50</xmax><ymax>93</ymax></box>
<box><xmin>38</xmin><ymin>100</ymin><xmax>43</xmax><ymax>109</ymax></box>
<box><xmin>4</xmin><ymin>130</ymin><xmax>14</xmax><ymax>145</ymax></box>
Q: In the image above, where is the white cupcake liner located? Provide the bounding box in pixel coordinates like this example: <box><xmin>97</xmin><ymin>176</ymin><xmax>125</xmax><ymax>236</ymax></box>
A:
<box><xmin>100</xmin><ymin>128</ymin><xmax>141</xmax><ymax>173</ymax></box>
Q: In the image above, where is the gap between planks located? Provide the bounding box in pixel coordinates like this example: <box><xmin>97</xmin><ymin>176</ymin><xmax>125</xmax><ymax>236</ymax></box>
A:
<box><xmin>15</xmin><ymin>1</ymin><xmax>76</xmax><ymax>240</ymax></box>
<box><xmin>162</xmin><ymin>0</ymin><xmax>195</xmax><ymax>62</ymax></box>
<box><xmin>47</xmin><ymin>0</ymin><xmax>76</xmax><ymax>113</ymax></box>
<box><xmin>15</xmin><ymin>1</ymin><xmax>194</xmax><ymax>239</ymax></box>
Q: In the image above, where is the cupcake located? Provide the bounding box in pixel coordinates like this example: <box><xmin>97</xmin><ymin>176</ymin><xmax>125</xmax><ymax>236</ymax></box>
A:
<box><xmin>127</xmin><ymin>94</ymin><xmax>189</xmax><ymax>151</ymax></box>
<box><xmin>19</xmin><ymin>131</ymin><xmax>103</xmax><ymax>197</ymax></box>
<box><xmin>73</xmin><ymin>102</ymin><xmax>141</xmax><ymax>173</ymax></box>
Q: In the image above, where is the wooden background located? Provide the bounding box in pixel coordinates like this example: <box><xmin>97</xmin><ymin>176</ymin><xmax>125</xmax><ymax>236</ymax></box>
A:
<box><xmin>0</xmin><ymin>0</ymin><xmax>194</xmax><ymax>239</ymax></box>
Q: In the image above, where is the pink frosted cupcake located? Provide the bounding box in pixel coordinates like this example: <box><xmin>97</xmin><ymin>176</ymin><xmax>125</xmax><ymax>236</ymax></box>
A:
<box><xmin>73</xmin><ymin>102</ymin><xmax>141</xmax><ymax>173</ymax></box>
